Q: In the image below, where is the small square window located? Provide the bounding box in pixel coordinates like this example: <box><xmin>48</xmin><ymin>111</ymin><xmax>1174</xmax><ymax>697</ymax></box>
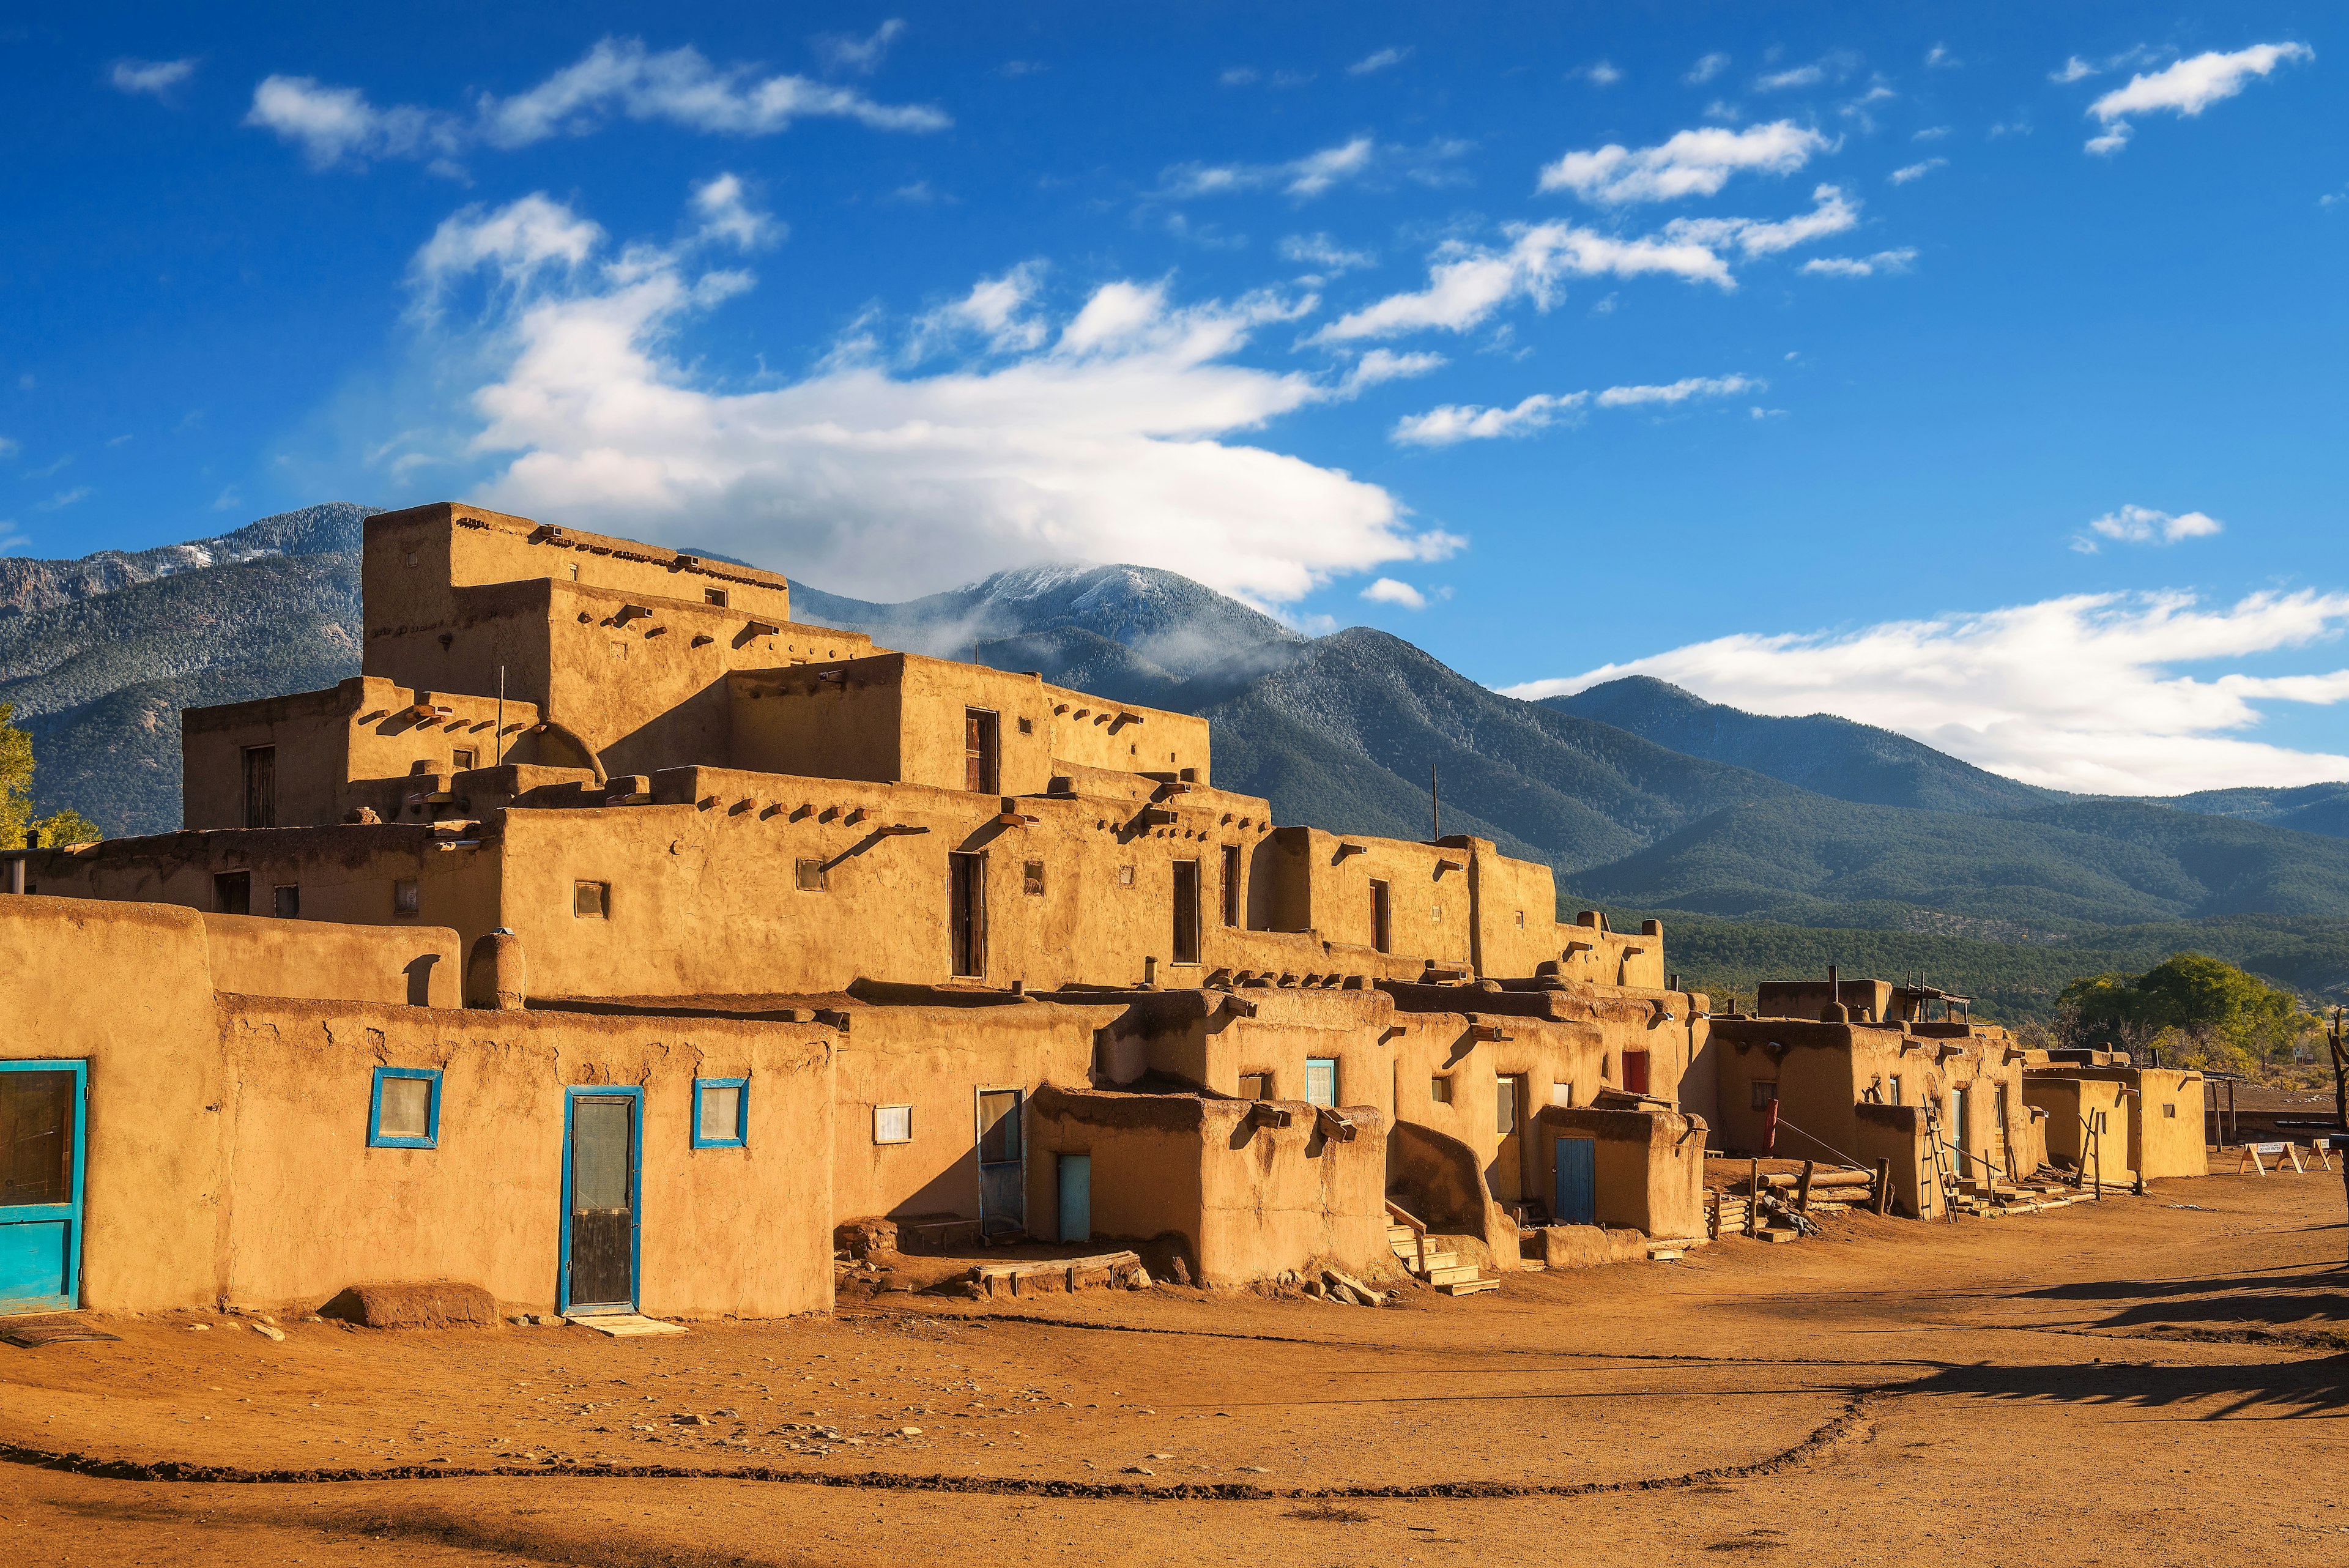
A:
<box><xmin>1238</xmin><ymin>1072</ymin><xmax>1272</xmax><ymax>1101</ymax></box>
<box><xmin>873</xmin><ymin>1104</ymin><xmax>913</xmax><ymax>1145</ymax></box>
<box><xmin>705</xmin><ymin>587</ymin><xmax>729</xmax><ymax>608</ymax></box>
<box><xmin>1552</xmin><ymin>1081</ymin><xmax>1573</xmax><ymax>1107</ymax></box>
<box><xmin>693</xmin><ymin>1079</ymin><xmax>748</xmax><ymax>1148</ymax></box>
<box><xmin>1429</xmin><ymin>1076</ymin><xmax>1451</xmax><ymax>1104</ymax></box>
<box><xmin>393</xmin><ymin>879</ymin><xmax>421</xmax><ymax>916</ymax></box>
<box><xmin>272</xmin><ymin>883</ymin><xmax>300</xmax><ymax>918</ymax></box>
<box><xmin>1888</xmin><ymin>1075</ymin><xmax>1903</xmax><ymax>1105</ymax></box>
<box><xmin>2162</xmin><ymin>1102</ymin><xmax>2176</xmax><ymax>1119</ymax></box>
<box><xmin>1023</xmin><ymin>860</ymin><xmax>1045</xmax><ymax>896</ymax></box>
<box><xmin>1117</xmin><ymin>864</ymin><xmax>1135</xmax><ymax>886</ymax></box>
<box><xmin>1430</xmin><ymin>904</ymin><xmax>1442</xmax><ymax>923</ymax></box>
<box><xmin>1304</xmin><ymin>1058</ymin><xmax>1337</xmax><ymax>1107</ymax></box>
<box><xmin>1751</xmin><ymin>1081</ymin><xmax>1778</xmax><ymax>1111</ymax></box>
<box><xmin>215</xmin><ymin>871</ymin><xmax>251</xmax><ymax>916</ymax></box>
<box><xmin>452</xmin><ymin>748</ymin><xmax>476</xmax><ymax>771</ymax></box>
<box><xmin>369</xmin><ymin>1067</ymin><xmax>440</xmax><ymax>1150</ymax></box>
<box><xmin>1017</xmin><ymin>716</ymin><xmax>1033</xmax><ymax>735</ymax></box>
<box><xmin>795</xmin><ymin>858</ymin><xmax>829</xmax><ymax>893</ymax></box>
<box><xmin>1515</xmin><ymin>910</ymin><xmax>1525</xmax><ymax>927</ymax></box>
<box><xmin>574</xmin><ymin>880</ymin><xmax>610</xmax><ymax>918</ymax></box>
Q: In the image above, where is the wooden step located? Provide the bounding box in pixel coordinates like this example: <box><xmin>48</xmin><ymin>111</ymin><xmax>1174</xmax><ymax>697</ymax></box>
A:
<box><xmin>1437</xmin><ymin>1277</ymin><xmax>1499</xmax><ymax>1296</ymax></box>
<box><xmin>1425</xmin><ymin>1264</ymin><xmax>1483</xmax><ymax>1285</ymax></box>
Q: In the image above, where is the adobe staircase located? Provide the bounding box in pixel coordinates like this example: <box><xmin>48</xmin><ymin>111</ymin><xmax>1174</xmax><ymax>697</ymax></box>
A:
<box><xmin>1385</xmin><ymin>1203</ymin><xmax>1499</xmax><ymax>1297</ymax></box>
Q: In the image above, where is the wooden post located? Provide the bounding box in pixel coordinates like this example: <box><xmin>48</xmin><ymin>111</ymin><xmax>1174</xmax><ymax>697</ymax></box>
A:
<box><xmin>2093</xmin><ymin>1119</ymin><xmax>2103</xmax><ymax>1201</ymax></box>
<box><xmin>1796</xmin><ymin>1160</ymin><xmax>1816</xmax><ymax>1216</ymax></box>
<box><xmin>1747</xmin><ymin>1157</ymin><xmax>1761</xmax><ymax>1236</ymax></box>
<box><xmin>1872</xmin><ymin>1156</ymin><xmax>1893</xmax><ymax>1216</ymax></box>
<box><xmin>2329</xmin><ymin>1009</ymin><xmax>2348</xmax><ymax>1269</ymax></box>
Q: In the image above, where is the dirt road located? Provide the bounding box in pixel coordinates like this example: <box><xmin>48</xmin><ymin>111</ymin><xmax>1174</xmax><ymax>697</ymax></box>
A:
<box><xmin>3</xmin><ymin>1172</ymin><xmax>2344</xmax><ymax>1566</ymax></box>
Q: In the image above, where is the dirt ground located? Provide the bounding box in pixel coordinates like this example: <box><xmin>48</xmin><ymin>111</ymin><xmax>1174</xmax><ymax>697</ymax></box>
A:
<box><xmin>3</xmin><ymin>1172</ymin><xmax>2345</xmax><ymax>1566</ymax></box>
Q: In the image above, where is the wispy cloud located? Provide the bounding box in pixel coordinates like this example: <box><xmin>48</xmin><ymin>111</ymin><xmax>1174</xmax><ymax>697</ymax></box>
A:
<box><xmin>1347</xmin><ymin>46</ymin><xmax>1412</xmax><ymax>76</ymax></box>
<box><xmin>1538</xmin><ymin>120</ymin><xmax>1831</xmax><ymax>204</ymax></box>
<box><xmin>1393</xmin><ymin>372</ymin><xmax>1757</xmax><ymax>444</ymax></box>
<box><xmin>1504</xmin><ymin>588</ymin><xmax>2349</xmax><ymax>793</ymax></box>
<box><xmin>1924</xmin><ymin>44</ymin><xmax>1959</xmax><ymax>69</ymax></box>
<box><xmin>812</xmin><ymin>19</ymin><xmax>904</xmax><ymax>75</ymax></box>
<box><xmin>406</xmin><ymin>187</ymin><xmax>1461</xmax><ymax>607</ymax></box>
<box><xmin>2081</xmin><ymin>42</ymin><xmax>2313</xmax><ymax>155</ymax></box>
<box><xmin>1279</xmin><ymin>232</ymin><xmax>1377</xmax><ymax>273</ymax></box>
<box><xmin>1685</xmin><ymin>53</ymin><xmax>1731</xmax><ymax>86</ymax></box>
<box><xmin>111</xmin><ymin>57</ymin><xmax>198</xmax><ymax>99</ymax></box>
<box><xmin>1594</xmin><ymin>374</ymin><xmax>1761</xmax><ymax>407</ymax></box>
<box><xmin>1159</xmin><ymin>136</ymin><xmax>1466</xmax><ymax>202</ymax></box>
<box><xmin>1888</xmin><ymin>157</ymin><xmax>1947</xmax><ymax>184</ymax></box>
<box><xmin>1756</xmin><ymin>64</ymin><xmax>1824</xmax><ymax>92</ymax></box>
<box><xmin>247</xmin><ymin>36</ymin><xmax>948</xmax><ymax>170</ymax></box>
<box><xmin>1800</xmin><ymin>248</ymin><xmax>1917</xmax><ymax>277</ymax></box>
<box><xmin>2051</xmin><ymin>45</ymin><xmax>2162</xmax><ymax>84</ymax></box>
<box><xmin>37</xmin><ymin>486</ymin><xmax>92</xmax><ymax>511</ymax></box>
<box><xmin>2069</xmin><ymin>503</ymin><xmax>2224</xmax><ymax>553</ymax></box>
<box><xmin>1661</xmin><ymin>184</ymin><xmax>1859</xmax><ymax>258</ymax></box>
<box><xmin>1570</xmin><ymin>61</ymin><xmax>1624</xmax><ymax>87</ymax></box>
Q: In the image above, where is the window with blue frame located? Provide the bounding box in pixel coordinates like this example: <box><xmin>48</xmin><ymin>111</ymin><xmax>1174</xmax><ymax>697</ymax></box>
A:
<box><xmin>693</xmin><ymin>1078</ymin><xmax>748</xmax><ymax>1148</ymax></box>
<box><xmin>369</xmin><ymin>1066</ymin><xmax>441</xmax><ymax>1149</ymax></box>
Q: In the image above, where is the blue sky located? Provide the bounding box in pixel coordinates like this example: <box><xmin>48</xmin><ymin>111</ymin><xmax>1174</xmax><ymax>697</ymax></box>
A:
<box><xmin>4</xmin><ymin>4</ymin><xmax>2345</xmax><ymax>794</ymax></box>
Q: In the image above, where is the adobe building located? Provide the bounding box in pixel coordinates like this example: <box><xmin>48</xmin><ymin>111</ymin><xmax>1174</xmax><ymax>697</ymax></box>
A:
<box><xmin>2022</xmin><ymin>1057</ymin><xmax>2208</xmax><ymax>1185</ymax></box>
<box><xmin>1</xmin><ymin>502</ymin><xmax>1713</xmax><ymax>1320</ymax></box>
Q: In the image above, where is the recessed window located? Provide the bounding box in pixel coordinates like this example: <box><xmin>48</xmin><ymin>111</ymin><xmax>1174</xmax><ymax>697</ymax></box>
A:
<box><xmin>693</xmin><ymin>1079</ymin><xmax>748</xmax><ymax>1149</ymax></box>
<box><xmin>452</xmin><ymin>747</ymin><xmax>476</xmax><ymax>771</ymax></box>
<box><xmin>1496</xmin><ymin>1078</ymin><xmax>1518</xmax><ymax>1135</ymax></box>
<box><xmin>705</xmin><ymin>587</ymin><xmax>729</xmax><ymax>608</ymax></box>
<box><xmin>1751</xmin><ymin>1081</ymin><xmax>1778</xmax><ymax>1111</ymax></box>
<box><xmin>1305</xmin><ymin>1057</ymin><xmax>1337</xmax><ymax>1108</ymax></box>
<box><xmin>1017</xmin><ymin>717</ymin><xmax>1033</xmax><ymax>735</ymax></box>
<box><xmin>1552</xmin><ymin>1081</ymin><xmax>1573</xmax><ymax>1107</ymax></box>
<box><xmin>1888</xmin><ymin>1076</ymin><xmax>1902</xmax><ymax>1105</ymax></box>
<box><xmin>873</xmin><ymin>1104</ymin><xmax>913</xmax><ymax>1145</ymax></box>
<box><xmin>1430</xmin><ymin>903</ymin><xmax>1442</xmax><ymax>923</ymax></box>
<box><xmin>1221</xmin><ymin>845</ymin><xmax>1241</xmax><ymax>927</ymax></box>
<box><xmin>272</xmin><ymin>883</ymin><xmax>300</xmax><ymax>919</ymax></box>
<box><xmin>795</xmin><ymin>858</ymin><xmax>829</xmax><ymax>893</ymax></box>
<box><xmin>393</xmin><ymin>879</ymin><xmax>421</xmax><ymax>916</ymax></box>
<box><xmin>574</xmin><ymin>880</ymin><xmax>610</xmax><ymax>918</ymax></box>
<box><xmin>369</xmin><ymin>1067</ymin><xmax>440</xmax><ymax>1149</ymax></box>
<box><xmin>1238</xmin><ymin>1072</ymin><xmax>1272</xmax><ymax>1101</ymax></box>
<box><xmin>2162</xmin><ymin>1102</ymin><xmax>2176</xmax><ymax>1119</ymax></box>
<box><xmin>215</xmin><ymin>871</ymin><xmax>251</xmax><ymax>915</ymax></box>
<box><xmin>2091</xmin><ymin>1110</ymin><xmax>2109</xmax><ymax>1134</ymax></box>
<box><xmin>1117</xmin><ymin>864</ymin><xmax>1135</xmax><ymax>887</ymax></box>
<box><xmin>1023</xmin><ymin>860</ymin><xmax>1045</xmax><ymax>896</ymax></box>
<box><xmin>1429</xmin><ymin>1076</ymin><xmax>1452</xmax><ymax>1104</ymax></box>
<box><xmin>1515</xmin><ymin>910</ymin><xmax>1526</xmax><ymax>927</ymax></box>
<box><xmin>965</xmin><ymin>708</ymin><xmax>1000</xmax><ymax>793</ymax></box>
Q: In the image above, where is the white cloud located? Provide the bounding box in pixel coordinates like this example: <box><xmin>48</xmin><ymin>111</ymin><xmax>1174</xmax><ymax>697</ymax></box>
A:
<box><xmin>110</xmin><ymin>57</ymin><xmax>198</xmax><ymax>98</ymax></box>
<box><xmin>813</xmin><ymin>19</ymin><xmax>904</xmax><ymax>75</ymax></box>
<box><xmin>1800</xmin><ymin>248</ymin><xmax>1917</xmax><ymax>277</ymax></box>
<box><xmin>410</xmin><ymin>193</ymin><xmax>606</xmax><ymax>303</ymax></box>
<box><xmin>911</xmin><ymin>264</ymin><xmax>1052</xmax><ymax>355</ymax></box>
<box><xmin>1685</xmin><ymin>53</ymin><xmax>1731</xmax><ymax>85</ymax></box>
<box><xmin>1888</xmin><ymin>157</ymin><xmax>1947</xmax><ymax>184</ymax></box>
<box><xmin>1392</xmin><ymin>392</ymin><xmax>1585</xmax><ymax>445</ymax></box>
<box><xmin>1572</xmin><ymin>61</ymin><xmax>1624</xmax><ymax>86</ymax></box>
<box><xmin>1317</xmin><ymin>219</ymin><xmax>1738</xmax><ymax>341</ymax></box>
<box><xmin>410</xmin><ymin>190</ymin><xmax>1460</xmax><ymax>606</ymax></box>
<box><xmin>1594</xmin><ymin>374</ymin><xmax>1761</xmax><ymax>407</ymax></box>
<box><xmin>1924</xmin><ymin>44</ymin><xmax>1959</xmax><ymax>69</ymax></box>
<box><xmin>1661</xmin><ymin>184</ymin><xmax>1860</xmax><ymax>257</ymax></box>
<box><xmin>2071</xmin><ymin>503</ymin><xmax>2225</xmax><ymax>552</ymax></box>
<box><xmin>37</xmin><ymin>487</ymin><xmax>92</xmax><ymax>511</ymax></box>
<box><xmin>248</xmin><ymin>37</ymin><xmax>947</xmax><ymax>169</ymax></box>
<box><xmin>1159</xmin><ymin>136</ymin><xmax>1466</xmax><ymax>201</ymax></box>
<box><xmin>1504</xmin><ymin>588</ymin><xmax>2349</xmax><ymax>794</ymax></box>
<box><xmin>1341</xmin><ymin>349</ymin><xmax>1445</xmax><ymax>392</ymax></box>
<box><xmin>2052</xmin><ymin>44</ymin><xmax>2161</xmax><ymax>84</ymax></box>
<box><xmin>1348</xmin><ymin>46</ymin><xmax>1412</xmax><ymax>76</ymax></box>
<box><xmin>1279</xmin><ymin>232</ymin><xmax>1376</xmax><ymax>273</ymax></box>
<box><xmin>1538</xmin><ymin>119</ymin><xmax>1830</xmax><ymax>204</ymax></box>
<box><xmin>1756</xmin><ymin>64</ymin><xmax>1824</xmax><ymax>91</ymax></box>
<box><xmin>2084</xmin><ymin>42</ymin><xmax>2313</xmax><ymax>155</ymax></box>
<box><xmin>1913</xmin><ymin>125</ymin><xmax>1951</xmax><ymax>141</ymax></box>
<box><xmin>690</xmin><ymin>174</ymin><xmax>779</xmax><ymax>249</ymax></box>
<box><xmin>1361</xmin><ymin>577</ymin><xmax>1427</xmax><ymax>608</ymax></box>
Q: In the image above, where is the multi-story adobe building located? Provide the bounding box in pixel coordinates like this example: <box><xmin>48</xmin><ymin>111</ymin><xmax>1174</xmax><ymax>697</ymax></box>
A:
<box><xmin>1</xmin><ymin>503</ymin><xmax>1713</xmax><ymax>1321</ymax></box>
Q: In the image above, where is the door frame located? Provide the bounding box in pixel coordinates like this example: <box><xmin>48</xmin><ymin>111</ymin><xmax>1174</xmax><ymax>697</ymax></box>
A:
<box><xmin>0</xmin><ymin>1058</ymin><xmax>88</xmax><ymax>1315</ymax></box>
<box><xmin>558</xmin><ymin>1085</ymin><xmax>643</xmax><ymax>1317</ymax></box>
<box><xmin>974</xmin><ymin>1084</ymin><xmax>1026</xmax><ymax>1238</ymax></box>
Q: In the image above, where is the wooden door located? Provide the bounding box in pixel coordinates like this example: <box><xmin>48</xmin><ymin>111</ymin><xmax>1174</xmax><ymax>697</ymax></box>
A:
<box><xmin>562</xmin><ymin>1090</ymin><xmax>640</xmax><ymax>1314</ymax></box>
<box><xmin>1622</xmin><ymin>1050</ymin><xmax>1652</xmax><ymax>1095</ymax></box>
<box><xmin>1056</xmin><ymin>1154</ymin><xmax>1091</xmax><ymax>1244</ymax></box>
<box><xmin>1554</xmin><ymin>1135</ymin><xmax>1597</xmax><ymax>1225</ymax></box>
<box><xmin>949</xmin><ymin>852</ymin><xmax>987</xmax><ymax>978</ymax></box>
<box><xmin>243</xmin><ymin>746</ymin><xmax>276</xmax><ymax>830</ymax></box>
<box><xmin>976</xmin><ymin>1088</ymin><xmax>1025</xmax><ymax>1238</ymax></box>
<box><xmin>0</xmin><ymin>1061</ymin><xmax>85</xmax><ymax>1314</ymax></box>
<box><xmin>1492</xmin><ymin>1074</ymin><xmax>1525</xmax><ymax>1204</ymax></box>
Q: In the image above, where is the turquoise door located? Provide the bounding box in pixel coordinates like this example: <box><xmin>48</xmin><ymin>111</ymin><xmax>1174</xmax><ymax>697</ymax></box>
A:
<box><xmin>1056</xmin><ymin>1154</ymin><xmax>1091</xmax><ymax>1244</ymax></box>
<box><xmin>1554</xmin><ymin>1135</ymin><xmax>1596</xmax><ymax>1226</ymax></box>
<box><xmin>1</xmin><ymin>1060</ymin><xmax>87</xmax><ymax>1314</ymax></box>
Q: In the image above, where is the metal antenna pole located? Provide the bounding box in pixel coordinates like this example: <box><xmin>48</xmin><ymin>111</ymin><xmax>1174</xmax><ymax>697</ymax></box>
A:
<box><xmin>495</xmin><ymin>666</ymin><xmax>505</xmax><ymax>765</ymax></box>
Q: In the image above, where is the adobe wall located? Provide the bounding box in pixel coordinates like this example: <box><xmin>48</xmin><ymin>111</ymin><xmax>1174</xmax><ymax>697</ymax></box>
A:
<box><xmin>2131</xmin><ymin>1068</ymin><xmax>2208</xmax><ymax>1179</ymax></box>
<box><xmin>0</xmin><ymin>897</ymin><xmax>228</xmax><ymax>1311</ymax></box>
<box><xmin>728</xmin><ymin>660</ymin><xmax>908</xmax><ymax>788</ymax></box>
<box><xmin>202</xmin><ymin>913</ymin><xmax>461</xmax><ymax>1008</ymax></box>
<box><xmin>217</xmin><ymin>997</ymin><xmax>835</xmax><ymax>1319</ymax></box>
<box><xmin>1460</xmin><ymin>839</ymin><xmax>1560</xmax><ymax>978</ymax></box>
<box><xmin>1264</xmin><ymin>826</ymin><xmax>1476</xmax><ymax>968</ymax></box>
<box><xmin>1040</xmin><ymin>682</ymin><xmax>1211</xmax><ymax>786</ymax></box>
<box><xmin>2024</xmin><ymin>1073</ymin><xmax>2137</xmax><ymax>1183</ymax></box>
<box><xmin>827</xmin><ymin>997</ymin><xmax>1116</xmax><ymax>1228</ymax></box>
<box><xmin>1533</xmin><ymin>1105</ymin><xmax>1708</xmax><ymax>1239</ymax></box>
<box><xmin>1093</xmin><ymin>986</ymin><xmax>1398</xmax><ymax>1107</ymax></box>
<box><xmin>20</xmin><ymin>825</ymin><xmax>504</xmax><ymax>949</ymax></box>
<box><xmin>1027</xmin><ymin>1087</ymin><xmax>1389</xmax><ymax>1286</ymax></box>
<box><xmin>1853</xmin><ymin>1104</ymin><xmax>1938</xmax><ymax>1219</ymax></box>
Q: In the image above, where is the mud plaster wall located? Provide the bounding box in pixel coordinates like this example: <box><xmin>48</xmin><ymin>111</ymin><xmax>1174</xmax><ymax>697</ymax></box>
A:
<box><xmin>1534</xmin><ymin>1106</ymin><xmax>1708</xmax><ymax>1239</ymax></box>
<box><xmin>2025</xmin><ymin>1075</ymin><xmax>2136</xmax><ymax>1182</ymax></box>
<box><xmin>202</xmin><ymin>913</ymin><xmax>461</xmax><ymax>1008</ymax></box>
<box><xmin>217</xmin><ymin>997</ymin><xmax>836</xmax><ymax>1319</ymax></box>
<box><xmin>0</xmin><ymin>897</ymin><xmax>227</xmax><ymax>1310</ymax></box>
<box><xmin>1852</xmin><ymin>1104</ymin><xmax>1937</xmax><ymax>1219</ymax></box>
<box><xmin>828</xmin><ymin>1001</ymin><xmax>1112</xmax><ymax>1227</ymax></box>
<box><xmin>2129</xmin><ymin>1069</ymin><xmax>2208</xmax><ymax>1179</ymax></box>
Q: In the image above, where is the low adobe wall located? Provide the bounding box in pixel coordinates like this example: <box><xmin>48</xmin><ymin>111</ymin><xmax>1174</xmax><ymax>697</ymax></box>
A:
<box><xmin>1854</xmin><ymin>1104</ymin><xmax>1937</xmax><ymax>1219</ymax></box>
<box><xmin>1533</xmin><ymin>1105</ymin><xmax>1708</xmax><ymax>1240</ymax></box>
<box><xmin>1028</xmin><ymin>1085</ymin><xmax>1389</xmax><ymax>1287</ymax></box>
<box><xmin>203</xmin><ymin>913</ymin><xmax>461</xmax><ymax>1008</ymax></box>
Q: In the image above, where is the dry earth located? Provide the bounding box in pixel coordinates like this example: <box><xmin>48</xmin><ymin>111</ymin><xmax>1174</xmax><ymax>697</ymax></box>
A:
<box><xmin>2</xmin><ymin>1172</ymin><xmax>2345</xmax><ymax>1566</ymax></box>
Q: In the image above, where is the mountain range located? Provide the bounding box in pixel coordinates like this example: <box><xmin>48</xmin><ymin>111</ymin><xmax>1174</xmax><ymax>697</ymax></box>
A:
<box><xmin>7</xmin><ymin>502</ymin><xmax>2346</xmax><ymax>1015</ymax></box>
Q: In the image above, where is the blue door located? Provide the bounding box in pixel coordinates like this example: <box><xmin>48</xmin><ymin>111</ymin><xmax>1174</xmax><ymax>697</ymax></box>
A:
<box><xmin>1</xmin><ymin>1060</ymin><xmax>87</xmax><ymax>1314</ymax></box>
<box><xmin>560</xmin><ymin>1087</ymin><xmax>642</xmax><ymax>1315</ymax></box>
<box><xmin>1554</xmin><ymin>1135</ymin><xmax>1597</xmax><ymax>1226</ymax></box>
<box><xmin>1056</xmin><ymin>1154</ymin><xmax>1091</xmax><ymax>1244</ymax></box>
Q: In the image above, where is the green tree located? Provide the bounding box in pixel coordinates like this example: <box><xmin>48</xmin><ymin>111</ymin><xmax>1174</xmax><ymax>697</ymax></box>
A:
<box><xmin>2058</xmin><ymin>950</ymin><xmax>2315</xmax><ymax>1077</ymax></box>
<box><xmin>0</xmin><ymin>702</ymin><xmax>104</xmax><ymax>850</ymax></box>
